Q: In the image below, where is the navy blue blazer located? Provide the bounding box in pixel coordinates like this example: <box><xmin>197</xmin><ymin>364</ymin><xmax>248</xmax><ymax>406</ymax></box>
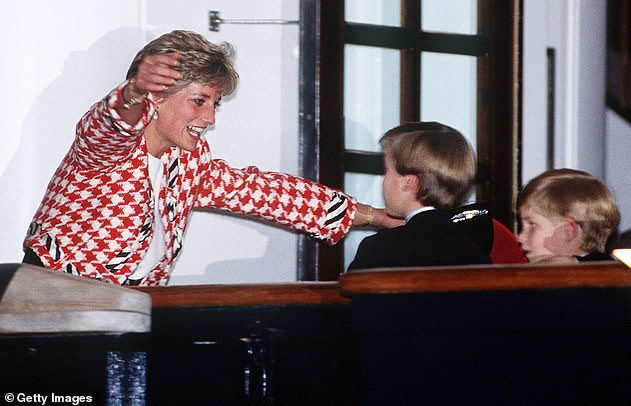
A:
<box><xmin>347</xmin><ymin>209</ymin><xmax>491</xmax><ymax>271</ymax></box>
<box><xmin>575</xmin><ymin>252</ymin><xmax>613</xmax><ymax>262</ymax></box>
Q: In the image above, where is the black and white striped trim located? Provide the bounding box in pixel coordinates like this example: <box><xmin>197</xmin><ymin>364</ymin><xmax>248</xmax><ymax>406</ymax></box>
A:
<box><xmin>105</xmin><ymin>251</ymin><xmax>133</xmax><ymax>273</ymax></box>
<box><xmin>167</xmin><ymin>196</ymin><xmax>177</xmax><ymax>222</ymax></box>
<box><xmin>323</xmin><ymin>193</ymin><xmax>348</xmax><ymax>229</ymax></box>
<box><xmin>44</xmin><ymin>234</ymin><xmax>62</xmax><ymax>261</ymax></box>
<box><xmin>138</xmin><ymin>213</ymin><xmax>153</xmax><ymax>243</ymax></box>
<box><xmin>172</xmin><ymin>228</ymin><xmax>183</xmax><ymax>259</ymax></box>
<box><xmin>65</xmin><ymin>262</ymin><xmax>79</xmax><ymax>276</ymax></box>
<box><xmin>167</xmin><ymin>156</ymin><xmax>179</xmax><ymax>189</ymax></box>
<box><xmin>27</xmin><ymin>222</ymin><xmax>42</xmax><ymax>237</ymax></box>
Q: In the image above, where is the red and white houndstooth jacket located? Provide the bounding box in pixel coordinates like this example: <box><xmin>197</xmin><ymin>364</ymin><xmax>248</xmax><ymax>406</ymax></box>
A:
<box><xmin>23</xmin><ymin>81</ymin><xmax>357</xmax><ymax>286</ymax></box>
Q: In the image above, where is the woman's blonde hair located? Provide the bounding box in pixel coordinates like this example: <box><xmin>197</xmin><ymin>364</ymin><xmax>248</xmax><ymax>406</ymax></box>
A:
<box><xmin>380</xmin><ymin>121</ymin><xmax>477</xmax><ymax>210</ymax></box>
<box><xmin>126</xmin><ymin>30</ymin><xmax>239</xmax><ymax>97</ymax></box>
<box><xmin>517</xmin><ymin>168</ymin><xmax>620</xmax><ymax>252</ymax></box>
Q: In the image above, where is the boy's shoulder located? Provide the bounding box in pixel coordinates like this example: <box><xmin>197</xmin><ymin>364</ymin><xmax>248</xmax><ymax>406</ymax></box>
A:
<box><xmin>372</xmin><ymin>209</ymin><xmax>466</xmax><ymax>241</ymax></box>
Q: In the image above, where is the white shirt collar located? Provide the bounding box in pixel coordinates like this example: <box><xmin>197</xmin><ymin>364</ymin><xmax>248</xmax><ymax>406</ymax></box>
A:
<box><xmin>405</xmin><ymin>206</ymin><xmax>435</xmax><ymax>223</ymax></box>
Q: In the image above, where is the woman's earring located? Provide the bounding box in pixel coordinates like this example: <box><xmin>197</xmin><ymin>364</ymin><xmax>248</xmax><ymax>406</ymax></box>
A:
<box><xmin>153</xmin><ymin>107</ymin><xmax>159</xmax><ymax>121</ymax></box>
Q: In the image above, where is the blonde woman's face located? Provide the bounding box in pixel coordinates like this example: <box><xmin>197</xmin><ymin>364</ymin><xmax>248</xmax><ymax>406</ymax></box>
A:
<box><xmin>145</xmin><ymin>82</ymin><xmax>221</xmax><ymax>157</ymax></box>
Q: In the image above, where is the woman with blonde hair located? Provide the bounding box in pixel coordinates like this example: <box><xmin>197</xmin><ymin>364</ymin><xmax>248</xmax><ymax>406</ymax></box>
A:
<box><xmin>23</xmin><ymin>30</ymin><xmax>397</xmax><ymax>285</ymax></box>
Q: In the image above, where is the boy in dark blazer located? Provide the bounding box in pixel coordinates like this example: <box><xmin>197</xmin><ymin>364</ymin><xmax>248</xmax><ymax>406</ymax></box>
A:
<box><xmin>347</xmin><ymin>122</ymin><xmax>491</xmax><ymax>271</ymax></box>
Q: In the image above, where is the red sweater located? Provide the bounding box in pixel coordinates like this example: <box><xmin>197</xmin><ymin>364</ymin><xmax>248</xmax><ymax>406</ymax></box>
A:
<box><xmin>24</xmin><ymin>82</ymin><xmax>356</xmax><ymax>285</ymax></box>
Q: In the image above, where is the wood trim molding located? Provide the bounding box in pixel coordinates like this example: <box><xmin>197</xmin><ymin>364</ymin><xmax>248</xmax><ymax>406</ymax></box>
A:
<box><xmin>476</xmin><ymin>0</ymin><xmax>521</xmax><ymax>230</ymax></box>
<box><xmin>401</xmin><ymin>0</ymin><xmax>420</xmax><ymax>123</ymax></box>
<box><xmin>135</xmin><ymin>282</ymin><xmax>349</xmax><ymax>308</ymax></box>
<box><xmin>135</xmin><ymin>262</ymin><xmax>631</xmax><ymax>308</ymax></box>
<box><xmin>316</xmin><ymin>0</ymin><xmax>346</xmax><ymax>280</ymax></box>
<box><xmin>339</xmin><ymin>261</ymin><xmax>630</xmax><ymax>296</ymax></box>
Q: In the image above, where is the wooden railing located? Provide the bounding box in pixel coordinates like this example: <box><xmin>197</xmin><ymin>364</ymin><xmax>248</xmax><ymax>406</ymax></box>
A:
<box><xmin>135</xmin><ymin>281</ymin><xmax>349</xmax><ymax>308</ymax></box>
<box><xmin>135</xmin><ymin>261</ymin><xmax>631</xmax><ymax>307</ymax></box>
<box><xmin>339</xmin><ymin>261</ymin><xmax>631</xmax><ymax>295</ymax></box>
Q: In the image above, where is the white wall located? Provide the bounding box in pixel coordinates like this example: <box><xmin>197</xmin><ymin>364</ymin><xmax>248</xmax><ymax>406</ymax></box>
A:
<box><xmin>0</xmin><ymin>1</ymin><xmax>302</xmax><ymax>284</ymax></box>
<box><xmin>0</xmin><ymin>0</ymin><xmax>144</xmax><ymax>262</ymax></box>
<box><xmin>522</xmin><ymin>0</ymin><xmax>606</xmax><ymax>183</ymax></box>
<box><xmin>523</xmin><ymin>0</ymin><xmax>630</xmax><ymax>233</ymax></box>
<box><xmin>606</xmin><ymin>111</ymin><xmax>631</xmax><ymax>232</ymax></box>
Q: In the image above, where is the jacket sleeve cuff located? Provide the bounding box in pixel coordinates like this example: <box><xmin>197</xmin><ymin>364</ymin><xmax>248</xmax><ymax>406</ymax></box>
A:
<box><xmin>106</xmin><ymin>80</ymin><xmax>157</xmax><ymax>135</ymax></box>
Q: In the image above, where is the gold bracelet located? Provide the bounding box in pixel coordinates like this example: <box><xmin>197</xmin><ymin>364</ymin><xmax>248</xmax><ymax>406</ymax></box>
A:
<box><xmin>122</xmin><ymin>79</ymin><xmax>147</xmax><ymax>109</ymax></box>
<box><xmin>365</xmin><ymin>205</ymin><xmax>373</xmax><ymax>225</ymax></box>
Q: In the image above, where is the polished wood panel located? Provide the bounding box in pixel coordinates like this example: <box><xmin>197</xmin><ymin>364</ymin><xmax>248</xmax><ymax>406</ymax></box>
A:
<box><xmin>477</xmin><ymin>0</ymin><xmax>521</xmax><ymax>230</ymax></box>
<box><xmin>137</xmin><ymin>262</ymin><xmax>631</xmax><ymax>308</ymax></box>
<box><xmin>315</xmin><ymin>1</ymin><xmax>346</xmax><ymax>280</ymax></box>
<box><xmin>135</xmin><ymin>282</ymin><xmax>349</xmax><ymax>308</ymax></box>
<box><xmin>339</xmin><ymin>261</ymin><xmax>631</xmax><ymax>295</ymax></box>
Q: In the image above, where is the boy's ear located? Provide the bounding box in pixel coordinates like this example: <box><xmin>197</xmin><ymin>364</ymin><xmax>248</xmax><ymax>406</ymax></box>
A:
<box><xmin>562</xmin><ymin>217</ymin><xmax>582</xmax><ymax>243</ymax></box>
<box><xmin>403</xmin><ymin>174</ymin><xmax>419</xmax><ymax>193</ymax></box>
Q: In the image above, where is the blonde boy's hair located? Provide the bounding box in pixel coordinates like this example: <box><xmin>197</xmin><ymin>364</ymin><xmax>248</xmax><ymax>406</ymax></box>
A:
<box><xmin>516</xmin><ymin>168</ymin><xmax>620</xmax><ymax>253</ymax></box>
<box><xmin>379</xmin><ymin>121</ymin><xmax>476</xmax><ymax>210</ymax></box>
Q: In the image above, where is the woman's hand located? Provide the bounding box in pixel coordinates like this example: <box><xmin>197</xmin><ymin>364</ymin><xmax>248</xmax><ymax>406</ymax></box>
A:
<box><xmin>116</xmin><ymin>53</ymin><xmax>181</xmax><ymax>122</ymax></box>
<box><xmin>353</xmin><ymin>203</ymin><xmax>404</xmax><ymax>229</ymax></box>
<box><xmin>134</xmin><ymin>52</ymin><xmax>181</xmax><ymax>96</ymax></box>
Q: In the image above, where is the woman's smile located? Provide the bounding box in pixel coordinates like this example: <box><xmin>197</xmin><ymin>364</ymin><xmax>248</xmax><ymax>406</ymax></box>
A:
<box><xmin>186</xmin><ymin>125</ymin><xmax>206</xmax><ymax>138</ymax></box>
